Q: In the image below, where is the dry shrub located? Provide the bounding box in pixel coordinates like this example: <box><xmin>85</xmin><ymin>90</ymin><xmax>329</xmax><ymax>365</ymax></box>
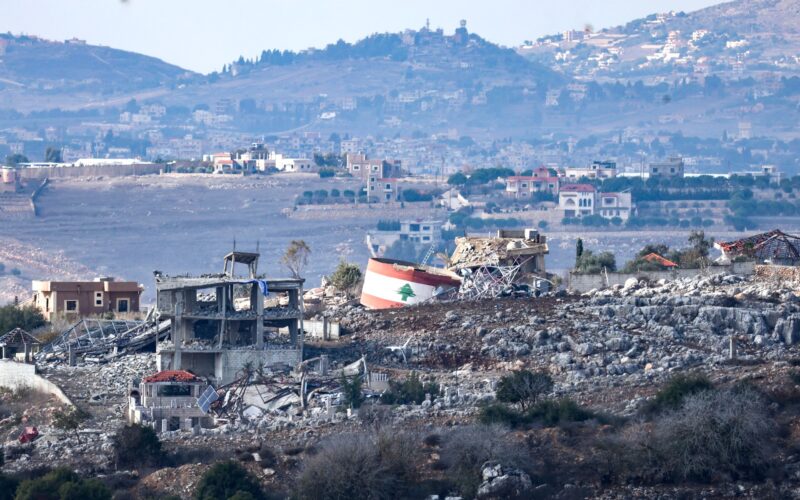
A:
<box><xmin>295</xmin><ymin>431</ymin><xmax>419</xmax><ymax>500</ymax></box>
<box><xmin>598</xmin><ymin>387</ymin><xmax>776</xmax><ymax>484</ymax></box>
<box><xmin>651</xmin><ymin>387</ymin><xmax>774</xmax><ymax>481</ymax></box>
<box><xmin>439</xmin><ymin>425</ymin><xmax>532</xmax><ymax>498</ymax></box>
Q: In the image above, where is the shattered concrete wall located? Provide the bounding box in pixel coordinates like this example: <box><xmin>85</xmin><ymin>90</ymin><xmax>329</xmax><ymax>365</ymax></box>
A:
<box><xmin>217</xmin><ymin>349</ymin><xmax>302</xmax><ymax>384</ymax></box>
<box><xmin>0</xmin><ymin>360</ymin><xmax>73</xmax><ymax>406</ymax></box>
<box><xmin>568</xmin><ymin>261</ymin><xmax>755</xmax><ymax>293</ymax></box>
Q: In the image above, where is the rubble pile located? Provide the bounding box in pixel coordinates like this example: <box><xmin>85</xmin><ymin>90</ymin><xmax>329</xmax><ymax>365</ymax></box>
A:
<box><xmin>8</xmin><ymin>269</ymin><xmax>800</xmax><ymax>492</ymax></box>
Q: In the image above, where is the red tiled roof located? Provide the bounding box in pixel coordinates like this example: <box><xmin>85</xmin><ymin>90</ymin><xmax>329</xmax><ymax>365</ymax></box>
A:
<box><xmin>143</xmin><ymin>370</ymin><xmax>200</xmax><ymax>383</ymax></box>
<box><xmin>560</xmin><ymin>183</ymin><xmax>596</xmax><ymax>192</ymax></box>
<box><xmin>642</xmin><ymin>252</ymin><xmax>678</xmax><ymax>268</ymax></box>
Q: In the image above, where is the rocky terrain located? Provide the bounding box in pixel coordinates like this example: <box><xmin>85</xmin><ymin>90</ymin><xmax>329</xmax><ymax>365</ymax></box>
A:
<box><xmin>5</xmin><ymin>270</ymin><xmax>800</xmax><ymax>498</ymax></box>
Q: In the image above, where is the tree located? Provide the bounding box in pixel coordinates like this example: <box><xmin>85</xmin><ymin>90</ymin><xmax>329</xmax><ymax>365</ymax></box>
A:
<box><xmin>495</xmin><ymin>370</ymin><xmax>553</xmax><ymax>410</ymax></box>
<box><xmin>447</xmin><ymin>172</ymin><xmax>468</xmax><ymax>186</ymax></box>
<box><xmin>52</xmin><ymin>407</ymin><xmax>89</xmax><ymax>444</ymax></box>
<box><xmin>4</xmin><ymin>154</ymin><xmax>28</xmax><ymax>167</ymax></box>
<box><xmin>339</xmin><ymin>374</ymin><xmax>364</xmax><ymax>409</ymax></box>
<box><xmin>0</xmin><ymin>304</ymin><xmax>45</xmax><ymax>334</ymax></box>
<box><xmin>45</xmin><ymin>146</ymin><xmax>62</xmax><ymax>163</ymax></box>
<box><xmin>575</xmin><ymin>238</ymin><xmax>584</xmax><ymax>266</ymax></box>
<box><xmin>328</xmin><ymin>260</ymin><xmax>362</xmax><ymax>296</ymax></box>
<box><xmin>575</xmin><ymin>250</ymin><xmax>617</xmax><ymax>274</ymax></box>
<box><xmin>281</xmin><ymin>240</ymin><xmax>311</xmax><ymax>279</ymax></box>
<box><xmin>194</xmin><ymin>461</ymin><xmax>264</xmax><ymax>500</ymax></box>
<box><xmin>112</xmin><ymin>424</ymin><xmax>162</xmax><ymax>469</ymax></box>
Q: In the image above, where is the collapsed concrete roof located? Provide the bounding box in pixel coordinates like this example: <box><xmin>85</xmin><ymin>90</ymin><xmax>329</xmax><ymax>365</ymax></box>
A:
<box><xmin>0</xmin><ymin>328</ymin><xmax>39</xmax><ymax>347</ymax></box>
<box><xmin>448</xmin><ymin>229</ymin><xmax>549</xmax><ymax>270</ymax></box>
<box><xmin>716</xmin><ymin>229</ymin><xmax>800</xmax><ymax>263</ymax></box>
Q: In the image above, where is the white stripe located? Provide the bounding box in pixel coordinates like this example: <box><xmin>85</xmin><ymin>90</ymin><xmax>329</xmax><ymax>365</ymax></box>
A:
<box><xmin>362</xmin><ymin>270</ymin><xmax>435</xmax><ymax>305</ymax></box>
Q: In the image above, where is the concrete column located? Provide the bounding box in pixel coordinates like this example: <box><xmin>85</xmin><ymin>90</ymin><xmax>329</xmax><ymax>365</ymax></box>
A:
<box><xmin>68</xmin><ymin>345</ymin><xmax>76</xmax><ymax>367</ymax></box>
<box><xmin>729</xmin><ymin>335</ymin><xmax>737</xmax><ymax>360</ymax></box>
<box><xmin>174</xmin><ymin>292</ymin><xmax>184</xmax><ymax>369</ymax></box>
<box><xmin>184</xmin><ymin>418</ymin><xmax>192</xmax><ymax>431</ymax></box>
<box><xmin>161</xmin><ymin>419</ymin><xmax>169</xmax><ymax>433</ymax></box>
<box><xmin>319</xmin><ymin>354</ymin><xmax>329</xmax><ymax>375</ymax></box>
<box><xmin>255</xmin><ymin>284</ymin><xmax>264</xmax><ymax>349</ymax></box>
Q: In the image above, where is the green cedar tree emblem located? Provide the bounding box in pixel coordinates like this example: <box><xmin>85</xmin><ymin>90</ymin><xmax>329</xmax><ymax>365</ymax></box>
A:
<box><xmin>397</xmin><ymin>283</ymin><xmax>416</xmax><ymax>302</ymax></box>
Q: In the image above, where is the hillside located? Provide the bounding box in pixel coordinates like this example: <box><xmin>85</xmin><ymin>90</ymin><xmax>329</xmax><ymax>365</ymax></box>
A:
<box><xmin>0</xmin><ymin>34</ymin><xmax>195</xmax><ymax>96</ymax></box>
<box><xmin>522</xmin><ymin>0</ymin><xmax>800</xmax><ymax>81</ymax></box>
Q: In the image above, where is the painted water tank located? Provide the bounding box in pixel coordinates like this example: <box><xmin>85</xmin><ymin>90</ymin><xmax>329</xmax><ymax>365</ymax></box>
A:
<box><xmin>360</xmin><ymin>258</ymin><xmax>461</xmax><ymax>310</ymax></box>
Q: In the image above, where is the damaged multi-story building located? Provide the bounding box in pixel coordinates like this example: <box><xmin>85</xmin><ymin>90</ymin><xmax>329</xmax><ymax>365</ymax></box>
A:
<box><xmin>154</xmin><ymin>251</ymin><xmax>304</xmax><ymax>385</ymax></box>
<box><xmin>449</xmin><ymin>229</ymin><xmax>550</xmax><ymax>297</ymax></box>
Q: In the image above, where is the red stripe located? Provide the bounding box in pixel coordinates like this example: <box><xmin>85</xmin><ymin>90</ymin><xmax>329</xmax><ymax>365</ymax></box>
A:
<box><xmin>367</xmin><ymin>259</ymin><xmax>460</xmax><ymax>288</ymax></box>
<box><xmin>360</xmin><ymin>292</ymin><xmax>404</xmax><ymax>310</ymax></box>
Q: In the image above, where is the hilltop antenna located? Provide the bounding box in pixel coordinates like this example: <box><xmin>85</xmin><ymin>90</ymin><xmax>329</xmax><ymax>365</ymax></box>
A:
<box><xmin>233</xmin><ymin>237</ymin><xmax>237</xmax><ymax>252</ymax></box>
<box><xmin>256</xmin><ymin>239</ymin><xmax>260</xmax><ymax>253</ymax></box>
<box><xmin>426</xmin><ymin>18</ymin><xmax>430</xmax><ymax>31</ymax></box>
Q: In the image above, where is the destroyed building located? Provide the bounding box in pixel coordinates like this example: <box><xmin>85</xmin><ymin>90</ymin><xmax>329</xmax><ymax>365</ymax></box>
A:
<box><xmin>154</xmin><ymin>251</ymin><xmax>304</xmax><ymax>385</ymax></box>
<box><xmin>716</xmin><ymin>229</ymin><xmax>800</xmax><ymax>266</ymax></box>
<box><xmin>0</xmin><ymin>328</ymin><xmax>40</xmax><ymax>362</ymax></box>
<box><xmin>127</xmin><ymin>369</ymin><xmax>211</xmax><ymax>432</ymax></box>
<box><xmin>448</xmin><ymin>229</ymin><xmax>549</xmax><ymax>298</ymax></box>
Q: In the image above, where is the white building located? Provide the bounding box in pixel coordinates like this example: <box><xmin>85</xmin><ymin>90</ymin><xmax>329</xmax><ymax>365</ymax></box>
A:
<box><xmin>559</xmin><ymin>184</ymin><xmax>634</xmax><ymax>221</ymax></box>
<box><xmin>559</xmin><ymin>184</ymin><xmax>597</xmax><ymax>218</ymax></box>
<box><xmin>272</xmin><ymin>153</ymin><xmax>314</xmax><ymax>173</ymax></box>
<box><xmin>368</xmin><ymin>220</ymin><xmax>443</xmax><ymax>256</ymax></box>
<box><xmin>563</xmin><ymin>161</ymin><xmax>618</xmax><ymax>181</ymax></box>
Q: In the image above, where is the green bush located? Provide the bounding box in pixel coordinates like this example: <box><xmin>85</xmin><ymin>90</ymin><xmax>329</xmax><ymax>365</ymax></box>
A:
<box><xmin>14</xmin><ymin>468</ymin><xmax>110</xmax><ymax>500</ymax></box>
<box><xmin>642</xmin><ymin>372</ymin><xmax>713</xmax><ymax>415</ymax></box>
<box><xmin>478</xmin><ymin>403</ymin><xmax>526</xmax><ymax>427</ymax></box>
<box><xmin>318</xmin><ymin>169</ymin><xmax>335</xmax><ymax>178</ymax></box>
<box><xmin>113</xmin><ymin>424</ymin><xmax>163</xmax><ymax>469</ymax></box>
<box><xmin>195</xmin><ymin>461</ymin><xmax>264</xmax><ymax>500</ymax></box>
<box><xmin>328</xmin><ymin>260</ymin><xmax>362</xmax><ymax>295</ymax></box>
<box><xmin>574</xmin><ymin>249</ymin><xmax>616</xmax><ymax>274</ymax></box>
<box><xmin>527</xmin><ymin>398</ymin><xmax>595</xmax><ymax>426</ymax></box>
<box><xmin>0</xmin><ymin>473</ymin><xmax>18</xmax><ymax>500</ymax></box>
<box><xmin>380</xmin><ymin>372</ymin><xmax>439</xmax><ymax>405</ymax></box>
<box><xmin>339</xmin><ymin>374</ymin><xmax>364</xmax><ymax>409</ymax></box>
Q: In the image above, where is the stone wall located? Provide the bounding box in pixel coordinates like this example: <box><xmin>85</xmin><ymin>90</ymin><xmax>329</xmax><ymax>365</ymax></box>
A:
<box><xmin>18</xmin><ymin>164</ymin><xmax>161</xmax><ymax>180</ymax></box>
<box><xmin>304</xmin><ymin>319</ymin><xmax>341</xmax><ymax>340</ymax></box>
<box><xmin>0</xmin><ymin>360</ymin><xmax>73</xmax><ymax>406</ymax></box>
<box><xmin>568</xmin><ymin>261</ymin><xmax>756</xmax><ymax>293</ymax></box>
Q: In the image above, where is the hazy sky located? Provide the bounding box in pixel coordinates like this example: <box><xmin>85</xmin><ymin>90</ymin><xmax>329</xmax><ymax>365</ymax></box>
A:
<box><xmin>1</xmin><ymin>0</ymin><xmax>722</xmax><ymax>74</ymax></box>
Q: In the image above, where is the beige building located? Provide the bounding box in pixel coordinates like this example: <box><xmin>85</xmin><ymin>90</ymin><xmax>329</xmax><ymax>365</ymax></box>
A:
<box><xmin>31</xmin><ymin>278</ymin><xmax>143</xmax><ymax>320</ymax></box>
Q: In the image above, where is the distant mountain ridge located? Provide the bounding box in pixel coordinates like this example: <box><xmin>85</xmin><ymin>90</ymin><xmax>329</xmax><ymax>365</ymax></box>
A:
<box><xmin>0</xmin><ymin>33</ymin><xmax>195</xmax><ymax>92</ymax></box>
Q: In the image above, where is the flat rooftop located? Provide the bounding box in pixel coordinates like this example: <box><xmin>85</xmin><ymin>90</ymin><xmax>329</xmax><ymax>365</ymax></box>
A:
<box><xmin>154</xmin><ymin>274</ymin><xmax>303</xmax><ymax>292</ymax></box>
